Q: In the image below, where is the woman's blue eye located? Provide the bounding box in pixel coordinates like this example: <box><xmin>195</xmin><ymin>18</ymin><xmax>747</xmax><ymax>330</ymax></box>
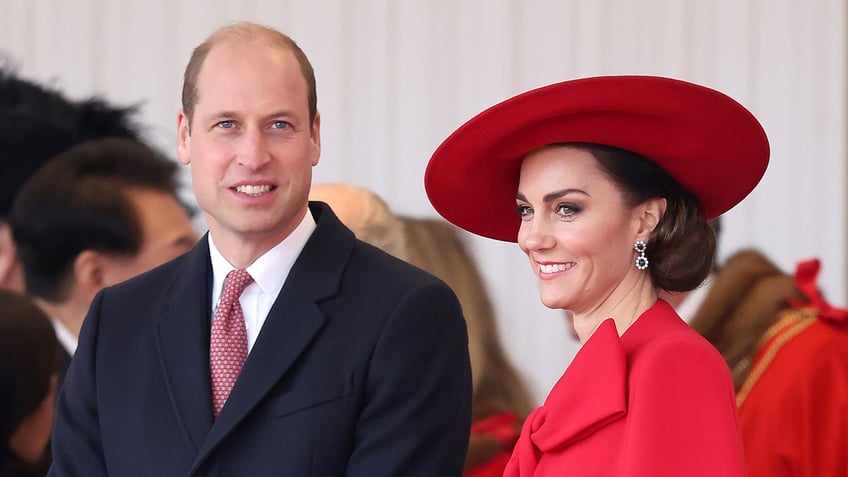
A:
<box><xmin>556</xmin><ymin>203</ymin><xmax>580</xmax><ymax>217</ymax></box>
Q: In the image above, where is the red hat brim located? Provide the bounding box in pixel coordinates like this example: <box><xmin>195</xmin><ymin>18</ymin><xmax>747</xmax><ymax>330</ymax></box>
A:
<box><xmin>424</xmin><ymin>75</ymin><xmax>769</xmax><ymax>242</ymax></box>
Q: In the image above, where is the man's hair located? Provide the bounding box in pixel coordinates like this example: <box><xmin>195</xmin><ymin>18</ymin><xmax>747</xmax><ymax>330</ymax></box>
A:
<box><xmin>9</xmin><ymin>138</ymin><xmax>184</xmax><ymax>302</ymax></box>
<box><xmin>0</xmin><ymin>65</ymin><xmax>147</xmax><ymax>218</ymax></box>
<box><xmin>181</xmin><ymin>22</ymin><xmax>317</xmax><ymax>129</ymax></box>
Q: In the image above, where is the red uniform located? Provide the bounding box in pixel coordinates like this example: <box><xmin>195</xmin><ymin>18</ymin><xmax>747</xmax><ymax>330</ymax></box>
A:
<box><xmin>736</xmin><ymin>259</ymin><xmax>848</xmax><ymax>477</ymax></box>
<box><xmin>464</xmin><ymin>412</ymin><xmax>521</xmax><ymax>477</ymax></box>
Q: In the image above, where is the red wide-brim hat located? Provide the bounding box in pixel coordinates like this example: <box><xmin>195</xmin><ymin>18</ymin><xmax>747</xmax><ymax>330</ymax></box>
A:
<box><xmin>424</xmin><ymin>75</ymin><xmax>770</xmax><ymax>242</ymax></box>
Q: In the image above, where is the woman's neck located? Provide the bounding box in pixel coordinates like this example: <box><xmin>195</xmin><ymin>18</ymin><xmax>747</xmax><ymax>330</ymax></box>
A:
<box><xmin>572</xmin><ymin>275</ymin><xmax>658</xmax><ymax>342</ymax></box>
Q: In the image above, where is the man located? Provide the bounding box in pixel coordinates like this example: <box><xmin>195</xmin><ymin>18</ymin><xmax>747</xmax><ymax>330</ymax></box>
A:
<box><xmin>49</xmin><ymin>22</ymin><xmax>472</xmax><ymax>476</ymax></box>
<box><xmin>10</xmin><ymin>137</ymin><xmax>198</xmax><ymax>386</ymax></box>
<box><xmin>0</xmin><ymin>66</ymin><xmax>146</xmax><ymax>292</ymax></box>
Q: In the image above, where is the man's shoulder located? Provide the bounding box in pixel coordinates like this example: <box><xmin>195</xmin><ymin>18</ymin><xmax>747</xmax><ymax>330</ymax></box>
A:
<box><xmin>346</xmin><ymin>238</ymin><xmax>444</xmax><ymax>287</ymax></box>
<box><xmin>104</xmin><ymin>250</ymin><xmax>196</xmax><ymax>301</ymax></box>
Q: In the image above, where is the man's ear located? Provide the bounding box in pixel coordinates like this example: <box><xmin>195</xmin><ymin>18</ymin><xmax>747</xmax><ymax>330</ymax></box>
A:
<box><xmin>177</xmin><ymin>109</ymin><xmax>192</xmax><ymax>165</ymax></box>
<box><xmin>310</xmin><ymin>112</ymin><xmax>321</xmax><ymax>167</ymax></box>
<box><xmin>73</xmin><ymin>250</ymin><xmax>108</xmax><ymax>297</ymax></box>
<box><xmin>635</xmin><ymin>197</ymin><xmax>667</xmax><ymax>238</ymax></box>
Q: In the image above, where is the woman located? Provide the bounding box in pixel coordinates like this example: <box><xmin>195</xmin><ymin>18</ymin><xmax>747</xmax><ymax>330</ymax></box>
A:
<box><xmin>0</xmin><ymin>289</ymin><xmax>60</xmax><ymax>477</ymax></box>
<box><xmin>425</xmin><ymin>75</ymin><xmax>769</xmax><ymax>476</ymax></box>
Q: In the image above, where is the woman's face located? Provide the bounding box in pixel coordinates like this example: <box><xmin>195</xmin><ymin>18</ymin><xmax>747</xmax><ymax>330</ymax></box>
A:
<box><xmin>516</xmin><ymin>145</ymin><xmax>645</xmax><ymax>314</ymax></box>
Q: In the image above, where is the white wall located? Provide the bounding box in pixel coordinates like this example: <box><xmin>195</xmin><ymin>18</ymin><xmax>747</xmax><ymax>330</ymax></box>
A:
<box><xmin>2</xmin><ymin>0</ymin><xmax>844</xmax><ymax>405</ymax></box>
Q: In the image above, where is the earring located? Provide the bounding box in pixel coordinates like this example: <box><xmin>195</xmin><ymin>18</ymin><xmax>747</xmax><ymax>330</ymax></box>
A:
<box><xmin>634</xmin><ymin>240</ymin><xmax>649</xmax><ymax>270</ymax></box>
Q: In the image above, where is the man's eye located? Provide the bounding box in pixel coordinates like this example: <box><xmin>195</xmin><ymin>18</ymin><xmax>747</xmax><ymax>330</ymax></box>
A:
<box><xmin>271</xmin><ymin>121</ymin><xmax>290</xmax><ymax>129</ymax></box>
<box><xmin>217</xmin><ymin>120</ymin><xmax>235</xmax><ymax>129</ymax></box>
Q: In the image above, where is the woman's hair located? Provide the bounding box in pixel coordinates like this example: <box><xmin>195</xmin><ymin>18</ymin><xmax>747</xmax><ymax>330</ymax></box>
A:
<box><xmin>567</xmin><ymin>143</ymin><xmax>716</xmax><ymax>292</ymax></box>
<box><xmin>402</xmin><ymin>218</ymin><xmax>534</xmax><ymax>420</ymax></box>
<box><xmin>0</xmin><ymin>289</ymin><xmax>59</xmax><ymax>454</ymax></box>
<box><xmin>309</xmin><ymin>183</ymin><xmax>408</xmax><ymax>261</ymax></box>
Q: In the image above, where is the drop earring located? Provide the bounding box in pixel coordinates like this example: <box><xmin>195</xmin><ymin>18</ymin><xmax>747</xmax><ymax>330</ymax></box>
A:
<box><xmin>634</xmin><ymin>240</ymin><xmax>649</xmax><ymax>270</ymax></box>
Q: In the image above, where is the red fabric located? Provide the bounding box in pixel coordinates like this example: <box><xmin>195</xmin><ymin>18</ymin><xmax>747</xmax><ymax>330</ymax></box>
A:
<box><xmin>739</xmin><ymin>320</ymin><xmax>848</xmax><ymax>476</ymax></box>
<box><xmin>788</xmin><ymin>258</ymin><xmax>848</xmax><ymax>327</ymax></box>
<box><xmin>209</xmin><ymin>269</ymin><xmax>253</xmax><ymax>418</ymax></box>
<box><xmin>464</xmin><ymin>412</ymin><xmax>521</xmax><ymax>477</ymax></box>
<box><xmin>425</xmin><ymin>75</ymin><xmax>769</xmax><ymax>242</ymax></box>
<box><xmin>504</xmin><ymin>300</ymin><xmax>745</xmax><ymax>476</ymax></box>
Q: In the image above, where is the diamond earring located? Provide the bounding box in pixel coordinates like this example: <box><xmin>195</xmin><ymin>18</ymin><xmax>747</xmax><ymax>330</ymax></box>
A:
<box><xmin>634</xmin><ymin>240</ymin><xmax>649</xmax><ymax>270</ymax></box>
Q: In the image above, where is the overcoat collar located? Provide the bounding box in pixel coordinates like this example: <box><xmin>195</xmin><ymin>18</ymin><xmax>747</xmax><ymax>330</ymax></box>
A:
<box><xmin>154</xmin><ymin>202</ymin><xmax>354</xmax><ymax>470</ymax></box>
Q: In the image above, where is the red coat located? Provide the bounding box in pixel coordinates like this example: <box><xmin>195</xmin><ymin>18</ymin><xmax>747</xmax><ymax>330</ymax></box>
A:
<box><xmin>504</xmin><ymin>300</ymin><xmax>745</xmax><ymax>476</ymax></box>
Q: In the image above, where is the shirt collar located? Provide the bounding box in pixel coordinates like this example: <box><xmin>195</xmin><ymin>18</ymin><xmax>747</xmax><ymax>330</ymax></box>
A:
<box><xmin>208</xmin><ymin>209</ymin><xmax>317</xmax><ymax>305</ymax></box>
<box><xmin>50</xmin><ymin>318</ymin><xmax>78</xmax><ymax>356</ymax></box>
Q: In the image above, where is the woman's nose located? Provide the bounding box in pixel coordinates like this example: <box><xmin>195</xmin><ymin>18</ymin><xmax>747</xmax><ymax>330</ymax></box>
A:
<box><xmin>519</xmin><ymin>216</ymin><xmax>556</xmax><ymax>252</ymax></box>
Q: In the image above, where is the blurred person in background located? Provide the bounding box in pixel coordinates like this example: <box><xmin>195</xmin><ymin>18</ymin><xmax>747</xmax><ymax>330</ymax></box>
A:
<box><xmin>0</xmin><ymin>65</ymin><xmax>148</xmax><ymax>293</ymax></box>
<box><xmin>10</xmin><ymin>137</ymin><xmax>197</xmax><ymax>387</ymax></box>
<box><xmin>690</xmin><ymin>250</ymin><xmax>848</xmax><ymax>477</ymax></box>
<box><xmin>310</xmin><ymin>182</ymin><xmax>534</xmax><ymax>477</ymax></box>
<box><xmin>0</xmin><ymin>289</ymin><xmax>59</xmax><ymax>477</ymax></box>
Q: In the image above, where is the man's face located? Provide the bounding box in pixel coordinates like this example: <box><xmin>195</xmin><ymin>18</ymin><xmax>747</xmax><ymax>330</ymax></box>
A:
<box><xmin>99</xmin><ymin>187</ymin><xmax>197</xmax><ymax>285</ymax></box>
<box><xmin>177</xmin><ymin>39</ymin><xmax>321</xmax><ymax>259</ymax></box>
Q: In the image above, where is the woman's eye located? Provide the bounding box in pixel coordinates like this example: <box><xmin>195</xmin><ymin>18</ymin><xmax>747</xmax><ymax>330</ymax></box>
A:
<box><xmin>515</xmin><ymin>204</ymin><xmax>533</xmax><ymax>219</ymax></box>
<box><xmin>556</xmin><ymin>203</ymin><xmax>580</xmax><ymax>217</ymax></box>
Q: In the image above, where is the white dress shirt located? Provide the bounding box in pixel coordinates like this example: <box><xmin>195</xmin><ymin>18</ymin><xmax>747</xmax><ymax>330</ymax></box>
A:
<box><xmin>50</xmin><ymin>318</ymin><xmax>78</xmax><ymax>356</ymax></box>
<box><xmin>208</xmin><ymin>210</ymin><xmax>317</xmax><ymax>352</ymax></box>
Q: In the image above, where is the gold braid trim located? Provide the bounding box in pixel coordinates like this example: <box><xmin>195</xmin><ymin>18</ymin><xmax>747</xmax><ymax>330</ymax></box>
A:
<box><xmin>736</xmin><ymin>308</ymin><xmax>817</xmax><ymax>408</ymax></box>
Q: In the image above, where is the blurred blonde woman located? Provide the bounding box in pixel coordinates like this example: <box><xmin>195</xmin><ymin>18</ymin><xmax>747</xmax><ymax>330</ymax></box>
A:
<box><xmin>310</xmin><ymin>184</ymin><xmax>533</xmax><ymax>476</ymax></box>
<box><xmin>403</xmin><ymin>218</ymin><xmax>533</xmax><ymax>477</ymax></box>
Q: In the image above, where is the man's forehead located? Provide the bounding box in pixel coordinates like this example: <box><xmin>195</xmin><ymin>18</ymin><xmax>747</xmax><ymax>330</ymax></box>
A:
<box><xmin>203</xmin><ymin>38</ymin><xmax>294</xmax><ymax>71</ymax></box>
<box><xmin>197</xmin><ymin>42</ymin><xmax>302</xmax><ymax>91</ymax></box>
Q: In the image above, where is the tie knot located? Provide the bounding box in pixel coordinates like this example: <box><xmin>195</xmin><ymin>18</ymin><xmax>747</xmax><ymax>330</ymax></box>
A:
<box><xmin>223</xmin><ymin>269</ymin><xmax>254</xmax><ymax>297</ymax></box>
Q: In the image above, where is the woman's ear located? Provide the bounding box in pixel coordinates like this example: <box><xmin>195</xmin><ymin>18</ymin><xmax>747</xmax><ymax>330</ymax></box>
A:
<box><xmin>635</xmin><ymin>197</ymin><xmax>667</xmax><ymax>237</ymax></box>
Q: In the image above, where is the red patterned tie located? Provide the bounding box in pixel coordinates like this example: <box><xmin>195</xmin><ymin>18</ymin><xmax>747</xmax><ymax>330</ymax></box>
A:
<box><xmin>210</xmin><ymin>269</ymin><xmax>253</xmax><ymax>419</ymax></box>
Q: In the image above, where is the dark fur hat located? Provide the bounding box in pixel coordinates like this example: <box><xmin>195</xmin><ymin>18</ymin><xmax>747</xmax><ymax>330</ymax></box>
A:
<box><xmin>0</xmin><ymin>66</ymin><xmax>146</xmax><ymax>217</ymax></box>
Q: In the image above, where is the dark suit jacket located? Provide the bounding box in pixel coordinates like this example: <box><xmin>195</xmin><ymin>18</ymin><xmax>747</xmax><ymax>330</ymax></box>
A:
<box><xmin>49</xmin><ymin>203</ymin><xmax>472</xmax><ymax>476</ymax></box>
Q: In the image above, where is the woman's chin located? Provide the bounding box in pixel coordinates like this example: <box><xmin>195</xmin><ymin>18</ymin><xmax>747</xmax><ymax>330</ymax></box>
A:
<box><xmin>539</xmin><ymin>294</ymin><xmax>569</xmax><ymax>310</ymax></box>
